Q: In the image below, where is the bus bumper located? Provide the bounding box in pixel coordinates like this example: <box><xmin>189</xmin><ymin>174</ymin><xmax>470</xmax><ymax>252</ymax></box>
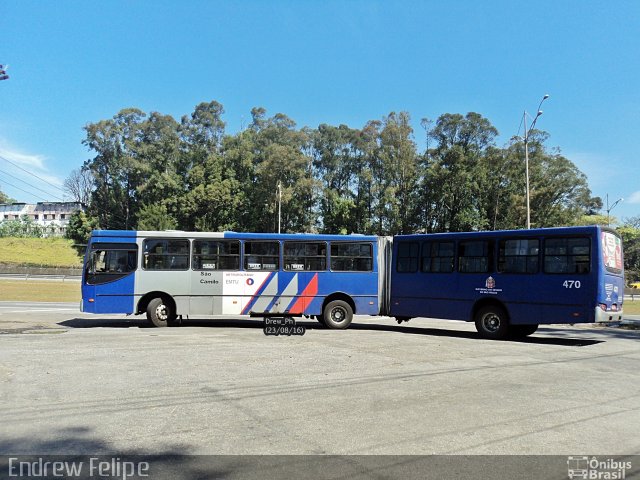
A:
<box><xmin>595</xmin><ymin>307</ymin><xmax>623</xmax><ymax>323</ymax></box>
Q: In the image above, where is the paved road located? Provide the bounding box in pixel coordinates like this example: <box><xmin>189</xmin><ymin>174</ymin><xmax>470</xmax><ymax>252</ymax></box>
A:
<box><xmin>0</xmin><ymin>301</ymin><xmax>639</xmax><ymax>460</ymax></box>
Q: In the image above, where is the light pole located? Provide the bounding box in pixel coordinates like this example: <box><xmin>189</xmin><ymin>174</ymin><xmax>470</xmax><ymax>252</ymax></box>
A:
<box><xmin>523</xmin><ymin>94</ymin><xmax>549</xmax><ymax>229</ymax></box>
<box><xmin>277</xmin><ymin>181</ymin><xmax>282</xmax><ymax>234</ymax></box>
<box><xmin>605</xmin><ymin>194</ymin><xmax>623</xmax><ymax>227</ymax></box>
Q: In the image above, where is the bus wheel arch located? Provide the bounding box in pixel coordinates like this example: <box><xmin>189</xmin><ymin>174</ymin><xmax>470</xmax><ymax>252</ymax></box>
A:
<box><xmin>472</xmin><ymin>299</ymin><xmax>510</xmax><ymax>340</ymax></box>
<box><xmin>321</xmin><ymin>293</ymin><xmax>355</xmax><ymax>330</ymax></box>
<box><xmin>138</xmin><ymin>292</ymin><xmax>178</xmax><ymax>327</ymax></box>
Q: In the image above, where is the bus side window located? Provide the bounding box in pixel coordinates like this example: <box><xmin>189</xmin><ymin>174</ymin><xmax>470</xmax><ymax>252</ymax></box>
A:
<box><xmin>330</xmin><ymin>242</ymin><xmax>373</xmax><ymax>272</ymax></box>
<box><xmin>458</xmin><ymin>240</ymin><xmax>493</xmax><ymax>273</ymax></box>
<box><xmin>544</xmin><ymin>237</ymin><xmax>590</xmax><ymax>274</ymax></box>
<box><xmin>244</xmin><ymin>241</ymin><xmax>279</xmax><ymax>271</ymax></box>
<box><xmin>498</xmin><ymin>238</ymin><xmax>539</xmax><ymax>274</ymax></box>
<box><xmin>396</xmin><ymin>242</ymin><xmax>419</xmax><ymax>273</ymax></box>
<box><xmin>421</xmin><ymin>241</ymin><xmax>454</xmax><ymax>273</ymax></box>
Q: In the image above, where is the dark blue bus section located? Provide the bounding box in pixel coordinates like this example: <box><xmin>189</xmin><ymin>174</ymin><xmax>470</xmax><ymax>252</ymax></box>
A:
<box><xmin>389</xmin><ymin>226</ymin><xmax>624</xmax><ymax>339</ymax></box>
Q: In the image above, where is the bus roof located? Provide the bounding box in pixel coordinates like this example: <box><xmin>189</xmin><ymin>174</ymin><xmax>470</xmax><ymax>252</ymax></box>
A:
<box><xmin>394</xmin><ymin>225</ymin><xmax>616</xmax><ymax>241</ymax></box>
<box><xmin>89</xmin><ymin>230</ymin><xmax>379</xmax><ymax>242</ymax></box>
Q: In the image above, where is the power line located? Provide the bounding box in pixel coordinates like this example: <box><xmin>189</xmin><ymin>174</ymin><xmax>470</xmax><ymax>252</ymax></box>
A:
<box><xmin>0</xmin><ymin>176</ymin><xmax>50</xmax><ymax>202</ymax></box>
<box><xmin>0</xmin><ymin>154</ymin><xmax>66</xmax><ymax>193</ymax></box>
<box><xmin>0</xmin><ymin>168</ymin><xmax>65</xmax><ymax>201</ymax></box>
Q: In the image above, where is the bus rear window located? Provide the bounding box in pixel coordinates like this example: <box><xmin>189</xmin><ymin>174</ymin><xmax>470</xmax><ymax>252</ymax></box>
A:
<box><xmin>544</xmin><ymin>237</ymin><xmax>590</xmax><ymax>274</ymax></box>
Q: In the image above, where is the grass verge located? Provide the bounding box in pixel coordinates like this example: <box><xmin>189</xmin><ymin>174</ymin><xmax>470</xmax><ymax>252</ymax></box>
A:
<box><xmin>0</xmin><ymin>237</ymin><xmax>83</xmax><ymax>268</ymax></box>
<box><xmin>0</xmin><ymin>280</ymin><xmax>80</xmax><ymax>302</ymax></box>
<box><xmin>624</xmin><ymin>300</ymin><xmax>640</xmax><ymax>315</ymax></box>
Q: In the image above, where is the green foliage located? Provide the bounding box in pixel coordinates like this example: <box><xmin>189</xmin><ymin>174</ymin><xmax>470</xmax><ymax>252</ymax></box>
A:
<box><xmin>137</xmin><ymin>204</ymin><xmax>177</xmax><ymax>231</ymax></box>
<box><xmin>65</xmin><ymin>210</ymin><xmax>98</xmax><ymax>244</ymax></box>
<box><xmin>80</xmin><ymin>102</ymin><xmax>602</xmax><ymax>236</ymax></box>
<box><xmin>0</xmin><ymin>215</ymin><xmax>56</xmax><ymax>238</ymax></box>
<box><xmin>0</xmin><ymin>190</ymin><xmax>16</xmax><ymax>203</ymax></box>
<box><xmin>619</xmin><ymin>218</ymin><xmax>640</xmax><ymax>282</ymax></box>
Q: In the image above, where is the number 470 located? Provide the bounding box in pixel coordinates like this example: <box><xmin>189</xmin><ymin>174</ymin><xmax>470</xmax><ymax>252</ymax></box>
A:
<box><xmin>563</xmin><ymin>280</ymin><xmax>581</xmax><ymax>288</ymax></box>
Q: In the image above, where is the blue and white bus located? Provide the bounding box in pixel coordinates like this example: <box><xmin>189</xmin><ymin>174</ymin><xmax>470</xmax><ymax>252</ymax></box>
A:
<box><xmin>81</xmin><ymin>231</ymin><xmax>388</xmax><ymax>329</ymax></box>
<box><xmin>389</xmin><ymin>225</ymin><xmax>625</xmax><ymax>339</ymax></box>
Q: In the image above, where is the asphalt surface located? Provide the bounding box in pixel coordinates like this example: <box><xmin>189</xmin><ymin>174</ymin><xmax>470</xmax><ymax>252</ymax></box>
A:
<box><xmin>0</xmin><ymin>301</ymin><xmax>639</xmax><ymax>459</ymax></box>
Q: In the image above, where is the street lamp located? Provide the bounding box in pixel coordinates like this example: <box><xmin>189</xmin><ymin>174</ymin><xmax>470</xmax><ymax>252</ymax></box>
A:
<box><xmin>277</xmin><ymin>181</ymin><xmax>282</xmax><ymax>234</ymax></box>
<box><xmin>605</xmin><ymin>194</ymin><xmax>623</xmax><ymax>227</ymax></box>
<box><xmin>522</xmin><ymin>94</ymin><xmax>549</xmax><ymax>229</ymax></box>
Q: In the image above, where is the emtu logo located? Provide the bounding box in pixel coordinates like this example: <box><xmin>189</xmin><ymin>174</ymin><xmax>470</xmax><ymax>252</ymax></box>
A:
<box><xmin>246</xmin><ymin>278</ymin><xmax>254</xmax><ymax>286</ymax></box>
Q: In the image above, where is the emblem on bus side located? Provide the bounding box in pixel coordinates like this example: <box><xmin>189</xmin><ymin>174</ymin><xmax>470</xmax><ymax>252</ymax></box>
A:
<box><xmin>476</xmin><ymin>276</ymin><xmax>502</xmax><ymax>295</ymax></box>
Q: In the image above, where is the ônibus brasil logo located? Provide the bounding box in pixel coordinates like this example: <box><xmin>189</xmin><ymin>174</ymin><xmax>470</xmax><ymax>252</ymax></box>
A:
<box><xmin>567</xmin><ymin>456</ymin><xmax>632</xmax><ymax>479</ymax></box>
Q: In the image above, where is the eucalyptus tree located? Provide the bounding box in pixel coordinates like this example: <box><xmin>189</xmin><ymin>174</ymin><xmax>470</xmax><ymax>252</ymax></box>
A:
<box><xmin>311</xmin><ymin>123</ymin><xmax>361</xmax><ymax>233</ymax></box>
<box><xmin>83</xmin><ymin>108</ymin><xmax>146</xmax><ymax>229</ymax></box>
<box><xmin>420</xmin><ymin>112</ymin><xmax>498</xmax><ymax>232</ymax></box>
<box><xmin>247</xmin><ymin>108</ymin><xmax>319</xmax><ymax>233</ymax></box>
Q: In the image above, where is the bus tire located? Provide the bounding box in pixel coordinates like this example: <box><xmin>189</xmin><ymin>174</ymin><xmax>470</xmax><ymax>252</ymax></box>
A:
<box><xmin>510</xmin><ymin>324</ymin><xmax>538</xmax><ymax>338</ymax></box>
<box><xmin>147</xmin><ymin>297</ymin><xmax>177</xmax><ymax>328</ymax></box>
<box><xmin>475</xmin><ymin>305</ymin><xmax>510</xmax><ymax>340</ymax></box>
<box><xmin>323</xmin><ymin>300</ymin><xmax>353</xmax><ymax>330</ymax></box>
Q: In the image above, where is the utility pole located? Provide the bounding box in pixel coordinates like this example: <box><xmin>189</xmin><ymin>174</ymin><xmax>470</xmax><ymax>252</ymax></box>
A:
<box><xmin>277</xmin><ymin>181</ymin><xmax>282</xmax><ymax>234</ymax></box>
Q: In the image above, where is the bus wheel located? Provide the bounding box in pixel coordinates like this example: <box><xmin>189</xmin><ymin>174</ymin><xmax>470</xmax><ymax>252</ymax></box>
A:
<box><xmin>323</xmin><ymin>300</ymin><xmax>353</xmax><ymax>330</ymax></box>
<box><xmin>475</xmin><ymin>305</ymin><xmax>510</xmax><ymax>340</ymax></box>
<box><xmin>510</xmin><ymin>324</ymin><xmax>538</xmax><ymax>338</ymax></box>
<box><xmin>147</xmin><ymin>297</ymin><xmax>177</xmax><ymax>328</ymax></box>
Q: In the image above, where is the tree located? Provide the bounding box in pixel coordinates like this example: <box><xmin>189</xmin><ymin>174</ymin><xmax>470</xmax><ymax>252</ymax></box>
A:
<box><xmin>504</xmin><ymin>132</ymin><xmax>596</xmax><ymax>228</ymax></box>
<box><xmin>137</xmin><ymin>204</ymin><xmax>177</xmax><ymax>231</ymax></box>
<box><xmin>65</xmin><ymin>210</ymin><xmax>97</xmax><ymax>244</ymax></box>
<box><xmin>63</xmin><ymin>167</ymin><xmax>94</xmax><ymax>205</ymax></box>
<box><xmin>83</xmin><ymin>108</ymin><xmax>147</xmax><ymax>229</ymax></box>
<box><xmin>0</xmin><ymin>189</ymin><xmax>16</xmax><ymax>203</ymax></box>
<box><xmin>620</xmin><ymin>216</ymin><xmax>640</xmax><ymax>283</ymax></box>
<box><xmin>419</xmin><ymin>112</ymin><xmax>499</xmax><ymax>232</ymax></box>
<box><xmin>246</xmin><ymin>108</ymin><xmax>319</xmax><ymax>232</ymax></box>
<box><xmin>311</xmin><ymin>123</ymin><xmax>360</xmax><ymax>233</ymax></box>
<box><xmin>376</xmin><ymin>112</ymin><xmax>419</xmax><ymax>234</ymax></box>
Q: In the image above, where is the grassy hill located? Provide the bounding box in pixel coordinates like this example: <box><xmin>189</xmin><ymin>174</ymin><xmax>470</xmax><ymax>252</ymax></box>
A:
<box><xmin>0</xmin><ymin>237</ymin><xmax>83</xmax><ymax>268</ymax></box>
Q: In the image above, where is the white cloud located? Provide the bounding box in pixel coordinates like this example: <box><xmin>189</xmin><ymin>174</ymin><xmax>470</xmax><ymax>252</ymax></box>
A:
<box><xmin>0</xmin><ymin>145</ymin><xmax>47</xmax><ymax>170</ymax></box>
<box><xmin>0</xmin><ymin>141</ymin><xmax>66</xmax><ymax>203</ymax></box>
<box><xmin>628</xmin><ymin>191</ymin><xmax>640</xmax><ymax>204</ymax></box>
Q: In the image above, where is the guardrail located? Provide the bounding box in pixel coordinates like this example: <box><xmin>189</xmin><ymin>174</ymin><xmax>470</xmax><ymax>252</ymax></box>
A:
<box><xmin>0</xmin><ymin>273</ymin><xmax>81</xmax><ymax>282</ymax></box>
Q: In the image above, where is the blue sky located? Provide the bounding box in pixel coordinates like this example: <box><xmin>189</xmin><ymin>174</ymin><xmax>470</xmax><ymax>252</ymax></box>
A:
<box><xmin>1</xmin><ymin>0</ymin><xmax>639</xmax><ymax>221</ymax></box>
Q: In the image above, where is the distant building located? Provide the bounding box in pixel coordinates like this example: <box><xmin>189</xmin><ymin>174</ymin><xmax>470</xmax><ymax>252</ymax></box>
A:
<box><xmin>0</xmin><ymin>201</ymin><xmax>85</xmax><ymax>236</ymax></box>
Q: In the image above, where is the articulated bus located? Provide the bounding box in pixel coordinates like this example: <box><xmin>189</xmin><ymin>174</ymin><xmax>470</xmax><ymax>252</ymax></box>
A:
<box><xmin>389</xmin><ymin>225</ymin><xmax>625</xmax><ymax>339</ymax></box>
<box><xmin>81</xmin><ymin>231</ymin><xmax>388</xmax><ymax>329</ymax></box>
<box><xmin>81</xmin><ymin>225</ymin><xmax>624</xmax><ymax>339</ymax></box>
